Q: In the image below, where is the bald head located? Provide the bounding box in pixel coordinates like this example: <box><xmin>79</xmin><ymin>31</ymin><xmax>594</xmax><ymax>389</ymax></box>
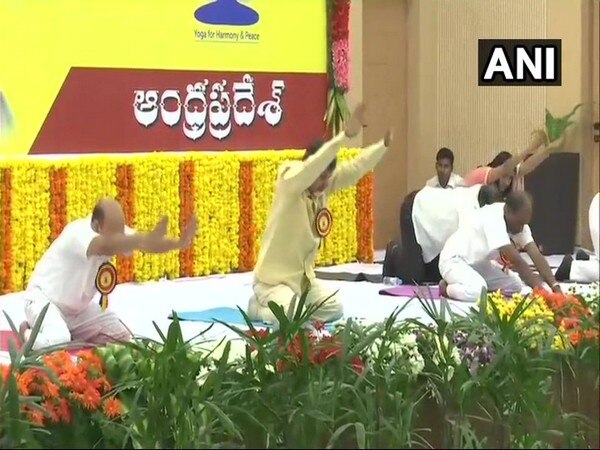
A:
<box><xmin>91</xmin><ymin>197</ymin><xmax>126</xmax><ymax>235</ymax></box>
<box><xmin>504</xmin><ymin>191</ymin><xmax>532</xmax><ymax>234</ymax></box>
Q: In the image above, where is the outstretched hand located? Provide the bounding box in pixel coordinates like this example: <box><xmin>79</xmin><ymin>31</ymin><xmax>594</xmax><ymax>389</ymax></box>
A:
<box><xmin>531</xmin><ymin>128</ymin><xmax>549</xmax><ymax>148</ymax></box>
<box><xmin>148</xmin><ymin>216</ymin><xmax>169</xmax><ymax>242</ymax></box>
<box><xmin>345</xmin><ymin>102</ymin><xmax>367</xmax><ymax>138</ymax></box>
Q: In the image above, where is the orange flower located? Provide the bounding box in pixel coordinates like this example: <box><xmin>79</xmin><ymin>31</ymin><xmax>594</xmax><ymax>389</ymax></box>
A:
<box><xmin>179</xmin><ymin>160</ymin><xmax>196</xmax><ymax>277</ymax></box>
<box><xmin>116</xmin><ymin>164</ymin><xmax>136</xmax><ymax>283</ymax></box>
<box><xmin>76</xmin><ymin>350</ymin><xmax>104</xmax><ymax>371</ymax></box>
<box><xmin>71</xmin><ymin>386</ymin><xmax>102</xmax><ymax>410</ymax></box>
<box><xmin>356</xmin><ymin>172</ymin><xmax>374</xmax><ymax>263</ymax></box>
<box><xmin>24</xmin><ymin>406</ymin><xmax>45</xmax><ymax>426</ymax></box>
<box><xmin>238</xmin><ymin>161</ymin><xmax>256</xmax><ymax>272</ymax></box>
<box><xmin>102</xmin><ymin>396</ymin><xmax>123</xmax><ymax>419</ymax></box>
<box><xmin>43</xmin><ymin>351</ymin><xmax>72</xmax><ymax>373</ymax></box>
<box><xmin>1</xmin><ymin>364</ymin><xmax>10</xmax><ymax>383</ymax></box>
<box><xmin>42</xmin><ymin>399</ymin><xmax>60</xmax><ymax>423</ymax></box>
<box><xmin>38</xmin><ymin>378</ymin><xmax>60</xmax><ymax>399</ymax></box>
<box><xmin>57</xmin><ymin>398</ymin><xmax>72</xmax><ymax>423</ymax></box>
<box><xmin>59</xmin><ymin>368</ymin><xmax>87</xmax><ymax>393</ymax></box>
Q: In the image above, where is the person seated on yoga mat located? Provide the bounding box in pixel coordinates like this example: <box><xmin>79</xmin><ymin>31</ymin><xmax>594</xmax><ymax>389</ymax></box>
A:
<box><xmin>20</xmin><ymin>198</ymin><xmax>198</xmax><ymax>350</ymax></box>
<box><xmin>383</xmin><ymin>184</ymin><xmax>501</xmax><ymax>284</ymax></box>
<box><xmin>248</xmin><ymin>103</ymin><xmax>393</xmax><ymax>324</ymax></box>
<box><xmin>464</xmin><ymin>129</ymin><xmax>549</xmax><ymax>198</ymax></box>
<box><xmin>438</xmin><ymin>191</ymin><xmax>561</xmax><ymax>302</ymax></box>
<box><xmin>425</xmin><ymin>147</ymin><xmax>464</xmax><ymax>189</ymax></box>
<box><xmin>555</xmin><ymin>192</ymin><xmax>600</xmax><ymax>283</ymax></box>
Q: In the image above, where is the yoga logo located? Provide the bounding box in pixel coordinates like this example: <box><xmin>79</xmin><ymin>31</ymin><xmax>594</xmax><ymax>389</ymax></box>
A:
<box><xmin>194</xmin><ymin>0</ymin><xmax>259</xmax><ymax>26</ymax></box>
<box><xmin>478</xmin><ymin>39</ymin><xmax>562</xmax><ymax>86</ymax></box>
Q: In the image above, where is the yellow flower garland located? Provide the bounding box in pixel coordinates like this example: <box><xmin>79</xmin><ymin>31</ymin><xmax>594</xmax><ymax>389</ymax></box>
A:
<box><xmin>134</xmin><ymin>155</ymin><xmax>181</xmax><ymax>281</ymax></box>
<box><xmin>0</xmin><ymin>149</ymin><xmax>374</xmax><ymax>293</ymax></box>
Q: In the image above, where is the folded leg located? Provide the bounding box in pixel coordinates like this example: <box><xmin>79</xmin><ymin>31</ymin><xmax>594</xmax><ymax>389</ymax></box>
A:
<box><xmin>473</xmin><ymin>260</ymin><xmax>524</xmax><ymax>294</ymax></box>
<box><xmin>440</xmin><ymin>257</ymin><xmax>487</xmax><ymax>302</ymax></box>
<box><xmin>24</xmin><ymin>294</ymin><xmax>71</xmax><ymax>351</ymax></box>
<box><xmin>304</xmin><ymin>280</ymin><xmax>343</xmax><ymax>322</ymax></box>
<box><xmin>248</xmin><ymin>283</ymin><xmax>296</xmax><ymax>324</ymax></box>
<box><xmin>67</xmin><ymin>302</ymin><xmax>132</xmax><ymax>346</ymax></box>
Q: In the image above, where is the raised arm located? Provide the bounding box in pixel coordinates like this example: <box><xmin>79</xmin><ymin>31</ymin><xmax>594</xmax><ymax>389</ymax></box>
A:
<box><xmin>281</xmin><ymin>103</ymin><xmax>366</xmax><ymax>194</ymax></box>
<box><xmin>486</xmin><ymin>130</ymin><xmax>548</xmax><ymax>184</ymax></box>
<box><xmin>281</xmin><ymin>132</ymin><xmax>350</xmax><ymax>193</ymax></box>
<box><xmin>87</xmin><ymin>216</ymin><xmax>197</xmax><ymax>258</ymax></box>
<box><xmin>327</xmin><ymin>129</ymin><xmax>393</xmax><ymax>193</ymax></box>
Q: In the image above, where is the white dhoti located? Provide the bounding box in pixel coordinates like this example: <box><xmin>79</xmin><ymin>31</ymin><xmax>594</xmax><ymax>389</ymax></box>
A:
<box><xmin>440</xmin><ymin>257</ymin><xmax>524</xmax><ymax>302</ymax></box>
<box><xmin>24</xmin><ymin>290</ymin><xmax>131</xmax><ymax>351</ymax></box>
<box><xmin>248</xmin><ymin>280</ymin><xmax>343</xmax><ymax>324</ymax></box>
<box><xmin>570</xmin><ymin>192</ymin><xmax>600</xmax><ymax>283</ymax></box>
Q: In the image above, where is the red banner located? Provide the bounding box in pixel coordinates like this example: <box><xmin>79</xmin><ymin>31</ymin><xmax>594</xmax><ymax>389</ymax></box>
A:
<box><xmin>30</xmin><ymin>68</ymin><xmax>328</xmax><ymax>154</ymax></box>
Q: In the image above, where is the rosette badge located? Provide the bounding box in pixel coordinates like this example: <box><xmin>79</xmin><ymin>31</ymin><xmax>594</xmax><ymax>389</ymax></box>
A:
<box><xmin>315</xmin><ymin>208</ymin><xmax>333</xmax><ymax>238</ymax></box>
<box><xmin>95</xmin><ymin>262</ymin><xmax>118</xmax><ymax>311</ymax></box>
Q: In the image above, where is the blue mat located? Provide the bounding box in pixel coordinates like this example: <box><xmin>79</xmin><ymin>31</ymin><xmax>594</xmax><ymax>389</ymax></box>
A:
<box><xmin>169</xmin><ymin>307</ymin><xmax>338</xmax><ymax>332</ymax></box>
<box><xmin>169</xmin><ymin>307</ymin><xmax>270</xmax><ymax>327</ymax></box>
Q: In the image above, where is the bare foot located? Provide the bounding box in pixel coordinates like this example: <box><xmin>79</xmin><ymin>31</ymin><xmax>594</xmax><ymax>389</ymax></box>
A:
<box><xmin>439</xmin><ymin>280</ymin><xmax>448</xmax><ymax>297</ymax></box>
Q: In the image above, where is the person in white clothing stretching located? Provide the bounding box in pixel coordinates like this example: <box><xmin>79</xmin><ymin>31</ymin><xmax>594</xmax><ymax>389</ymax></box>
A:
<box><xmin>555</xmin><ymin>192</ymin><xmax>600</xmax><ymax>283</ymax></box>
<box><xmin>21</xmin><ymin>198</ymin><xmax>198</xmax><ymax>350</ymax></box>
<box><xmin>438</xmin><ymin>191</ymin><xmax>561</xmax><ymax>302</ymax></box>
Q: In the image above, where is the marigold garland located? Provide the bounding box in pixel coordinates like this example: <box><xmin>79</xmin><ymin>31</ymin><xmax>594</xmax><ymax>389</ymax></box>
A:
<box><xmin>11</xmin><ymin>164</ymin><xmax>51</xmax><ymax>289</ymax></box>
<box><xmin>116</xmin><ymin>164</ymin><xmax>136</xmax><ymax>283</ymax></box>
<box><xmin>1</xmin><ymin>168</ymin><xmax>14</xmax><ymax>294</ymax></box>
<box><xmin>238</xmin><ymin>161</ymin><xmax>256</xmax><ymax>272</ymax></box>
<box><xmin>179</xmin><ymin>159</ymin><xmax>196</xmax><ymax>278</ymax></box>
<box><xmin>356</xmin><ymin>172</ymin><xmax>374</xmax><ymax>263</ymax></box>
<box><xmin>50</xmin><ymin>167</ymin><xmax>68</xmax><ymax>241</ymax></box>
<box><xmin>0</xmin><ymin>150</ymin><xmax>374</xmax><ymax>294</ymax></box>
<box><xmin>134</xmin><ymin>155</ymin><xmax>180</xmax><ymax>281</ymax></box>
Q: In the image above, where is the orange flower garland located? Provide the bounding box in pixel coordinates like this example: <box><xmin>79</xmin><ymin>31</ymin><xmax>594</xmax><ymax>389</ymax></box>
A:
<box><xmin>179</xmin><ymin>159</ymin><xmax>195</xmax><ymax>277</ymax></box>
<box><xmin>356</xmin><ymin>172</ymin><xmax>374</xmax><ymax>262</ymax></box>
<box><xmin>238</xmin><ymin>161</ymin><xmax>256</xmax><ymax>272</ymax></box>
<box><xmin>0</xmin><ymin>151</ymin><xmax>374</xmax><ymax>294</ymax></box>
<box><xmin>1</xmin><ymin>168</ymin><xmax>14</xmax><ymax>294</ymax></box>
<box><xmin>49</xmin><ymin>168</ymin><xmax>68</xmax><ymax>241</ymax></box>
<box><xmin>115</xmin><ymin>164</ymin><xmax>136</xmax><ymax>283</ymax></box>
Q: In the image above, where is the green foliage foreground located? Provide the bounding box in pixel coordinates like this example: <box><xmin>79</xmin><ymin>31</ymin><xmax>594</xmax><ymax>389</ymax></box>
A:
<box><xmin>1</xmin><ymin>284</ymin><xmax>599</xmax><ymax>449</ymax></box>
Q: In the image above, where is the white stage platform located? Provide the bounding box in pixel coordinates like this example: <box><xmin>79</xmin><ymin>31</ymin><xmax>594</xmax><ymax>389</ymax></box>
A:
<box><xmin>1</xmin><ymin>250</ymin><xmax>594</xmax><ymax>365</ymax></box>
<box><xmin>0</xmin><ymin>262</ymin><xmax>472</xmax><ymax>354</ymax></box>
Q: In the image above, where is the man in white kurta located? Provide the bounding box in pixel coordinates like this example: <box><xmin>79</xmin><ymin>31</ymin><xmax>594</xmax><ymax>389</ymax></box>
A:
<box><xmin>555</xmin><ymin>192</ymin><xmax>600</xmax><ymax>283</ymax></box>
<box><xmin>438</xmin><ymin>191</ymin><xmax>560</xmax><ymax>302</ymax></box>
<box><xmin>383</xmin><ymin>184</ymin><xmax>500</xmax><ymax>283</ymax></box>
<box><xmin>249</xmin><ymin>104</ymin><xmax>392</xmax><ymax>324</ymax></box>
<box><xmin>22</xmin><ymin>198</ymin><xmax>197</xmax><ymax>350</ymax></box>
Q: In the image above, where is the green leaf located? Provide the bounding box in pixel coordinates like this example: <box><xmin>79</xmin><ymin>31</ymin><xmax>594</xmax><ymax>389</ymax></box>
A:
<box><xmin>326</xmin><ymin>422</ymin><xmax>365</xmax><ymax>449</ymax></box>
<box><xmin>204</xmin><ymin>401</ymin><xmax>243</xmax><ymax>442</ymax></box>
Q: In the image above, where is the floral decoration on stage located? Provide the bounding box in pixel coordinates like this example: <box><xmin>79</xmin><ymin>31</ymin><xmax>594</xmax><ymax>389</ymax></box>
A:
<box><xmin>1</xmin><ymin>285</ymin><xmax>598</xmax><ymax>448</ymax></box>
<box><xmin>0</xmin><ymin>149</ymin><xmax>374</xmax><ymax>294</ymax></box>
<box><xmin>326</xmin><ymin>0</ymin><xmax>351</xmax><ymax>135</ymax></box>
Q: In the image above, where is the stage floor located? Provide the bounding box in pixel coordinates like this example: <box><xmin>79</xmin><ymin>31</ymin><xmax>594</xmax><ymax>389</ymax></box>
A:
<box><xmin>0</xmin><ymin>250</ymin><xmax>594</xmax><ymax>365</ymax></box>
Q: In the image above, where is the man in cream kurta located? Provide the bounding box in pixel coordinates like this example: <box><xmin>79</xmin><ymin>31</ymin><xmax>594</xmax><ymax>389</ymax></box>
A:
<box><xmin>248</xmin><ymin>104</ymin><xmax>393</xmax><ymax>324</ymax></box>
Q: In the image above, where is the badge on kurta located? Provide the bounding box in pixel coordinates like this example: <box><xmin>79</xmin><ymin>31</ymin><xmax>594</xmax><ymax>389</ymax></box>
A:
<box><xmin>315</xmin><ymin>207</ymin><xmax>333</xmax><ymax>238</ymax></box>
<box><xmin>95</xmin><ymin>262</ymin><xmax>117</xmax><ymax>311</ymax></box>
